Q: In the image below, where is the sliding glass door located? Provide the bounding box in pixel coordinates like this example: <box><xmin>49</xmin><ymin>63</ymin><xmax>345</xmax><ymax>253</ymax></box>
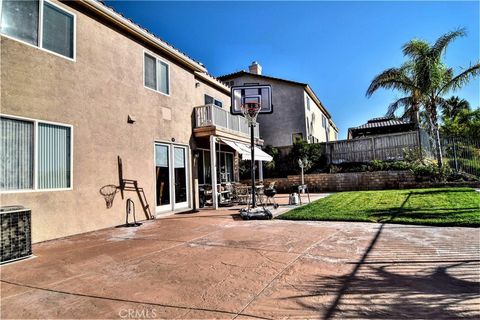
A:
<box><xmin>155</xmin><ymin>143</ymin><xmax>190</xmax><ymax>213</ymax></box>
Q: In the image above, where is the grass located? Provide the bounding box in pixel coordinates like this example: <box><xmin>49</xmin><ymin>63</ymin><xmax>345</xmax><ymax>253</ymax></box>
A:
<box><xmin>279</xmin><ymin>187</ymin><xmax>480</xmax><ymax>227</ymax></box>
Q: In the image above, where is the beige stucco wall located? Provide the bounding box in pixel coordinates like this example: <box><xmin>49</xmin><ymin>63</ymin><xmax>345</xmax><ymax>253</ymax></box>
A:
<box><xmin>0</xmin><ymin>0</ymin><xmax>228</xmax><ymax>243</ymax></box>
<box><xmin>195</xmin><ymin>78</ymin><xmax>230</xmax><ymax>110</ymax></box>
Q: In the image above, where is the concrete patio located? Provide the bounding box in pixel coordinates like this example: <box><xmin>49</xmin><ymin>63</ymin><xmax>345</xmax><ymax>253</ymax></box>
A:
<box><xmin>1</xmin><ymin>197</ymin><xmax>479</xmax><ymax>319</ymax></box>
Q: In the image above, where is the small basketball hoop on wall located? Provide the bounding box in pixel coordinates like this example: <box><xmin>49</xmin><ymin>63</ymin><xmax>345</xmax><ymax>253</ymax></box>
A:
<box><xmin>99</xmin><ymin>184</ymin><xmax>118</xmax><ymax>209</ymax></box>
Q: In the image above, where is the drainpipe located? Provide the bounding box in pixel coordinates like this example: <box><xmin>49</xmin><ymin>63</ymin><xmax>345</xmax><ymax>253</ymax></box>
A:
<box><xmin>210</xmin><ymin>135</ymin><xmax>218</xmax><ymax>209</ymax></box>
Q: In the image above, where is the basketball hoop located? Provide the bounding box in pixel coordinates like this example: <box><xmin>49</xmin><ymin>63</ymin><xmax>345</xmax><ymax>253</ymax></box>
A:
<box><xmin>99</xmin><ymin>184</ymin><xmax>118</xmax><ymax>209</ymax></box>
<box><xmin>240</xmin><ymin>102</ymin><xmax>261</xmax><ymax>125</ymax></box>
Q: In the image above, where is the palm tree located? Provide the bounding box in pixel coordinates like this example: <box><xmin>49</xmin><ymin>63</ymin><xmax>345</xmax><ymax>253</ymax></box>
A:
<box><xmin>366</xmin><ymin>28</ymin><xmax>480</xmax><ymax>167</ymax></box>
<box><xmin>442</xmin><ymin>96</ymin><xmax>471</xmax><ymax>119</ymax></box>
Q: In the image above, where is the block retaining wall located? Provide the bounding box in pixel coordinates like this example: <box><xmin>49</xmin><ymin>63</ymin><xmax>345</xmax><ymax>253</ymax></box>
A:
<box><xmin>255</xmin><ymin>171</ymin><xmax>417</xmax><ymax>192</ymax></box>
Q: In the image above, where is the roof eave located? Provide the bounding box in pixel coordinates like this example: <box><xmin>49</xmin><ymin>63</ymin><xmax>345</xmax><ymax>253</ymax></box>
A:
<box><xmin>79</xmin><ymin>0</ymin><xmax>207</xmax><ymax>73</ymax></box>
<box><xmin>194</xmin><ymin>72</ymin><xmax>230</xmax><ymax>95</ymax></box>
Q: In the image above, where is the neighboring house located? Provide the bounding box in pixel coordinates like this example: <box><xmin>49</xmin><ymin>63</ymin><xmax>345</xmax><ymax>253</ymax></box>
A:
<box><xmin>348</xmin><ymin>116</ymin><xmax>416</xmax><ymax>139</ymax></box>
<box><xmin>0</xmin><ymin>0</ymin><xmax>268</xmax><ymax>243</ymax></box>
<box><xmin>219</xmin><ymin>62</ymin><xmax>338</xmax><ymax>147</ymax></box>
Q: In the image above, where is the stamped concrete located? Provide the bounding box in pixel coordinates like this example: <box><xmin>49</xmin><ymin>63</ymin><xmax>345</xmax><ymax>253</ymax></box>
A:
<box><xmin>1</xmin><ymin>202</ymin><xmax>479</xmax><ymax>319</ymax></box>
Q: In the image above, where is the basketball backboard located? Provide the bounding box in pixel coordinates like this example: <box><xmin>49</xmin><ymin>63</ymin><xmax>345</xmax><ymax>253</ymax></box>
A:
<box><xmin>231</xmin><ymin>85</ymin><xmax>272</xmax><ymax>115</ymax></box>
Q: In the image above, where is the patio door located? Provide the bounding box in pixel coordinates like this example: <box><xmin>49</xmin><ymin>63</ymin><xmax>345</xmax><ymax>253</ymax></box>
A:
<box><xmin>173</xmin><ymin>146</ymin><xmax>188</xmax><ymax>209</ymax></box>
<box><xmin>155</xmin><ymin>143</ymin><xmax>190</xmax><ymax>214</ymax></box>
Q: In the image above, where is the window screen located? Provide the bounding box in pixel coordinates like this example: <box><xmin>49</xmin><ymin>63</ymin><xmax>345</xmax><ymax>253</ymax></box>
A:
<box><xmin>38</xmin><ymin>123</ymin><xmax>71</xmax><ymax>189</ymax></box>
<box><xmin>42</xmin><ymin>2</ymin><xmax>74</xmax><ymax>58</ymax></box>
<box><xmin>158</xmin><ymin>61</ymin><xmax>169</xmax><ymax>94</ymax></box>
<box><xmin>144</xmin><ymin>54</ymin><xmax>157</xmax><ymax>90</ymax></box>
<box><xmin>0</xmin><ymin>117</ymin><xmax>34</xmax><ymax>190</ymax></box>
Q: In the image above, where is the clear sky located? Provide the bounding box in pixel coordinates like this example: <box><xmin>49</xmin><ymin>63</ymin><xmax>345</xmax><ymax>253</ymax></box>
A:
<box><xmin>106</xmin><ymin>1</ymin><xmax>479</xmax><ymax>139</ymax></box>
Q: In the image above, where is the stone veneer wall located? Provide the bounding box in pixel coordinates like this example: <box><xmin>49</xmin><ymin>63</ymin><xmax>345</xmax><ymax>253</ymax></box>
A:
<box><xmin>259</xmin><ymin>171</ymin><xmax>416</xmax><ymax>192</ymax></box>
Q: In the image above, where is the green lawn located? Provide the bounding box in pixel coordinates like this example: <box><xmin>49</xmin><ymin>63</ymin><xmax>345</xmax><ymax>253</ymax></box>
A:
<box><xmin>279</xmin><ymin>187</ymin><xmax>480</xmax><ymax>227</ymax></box>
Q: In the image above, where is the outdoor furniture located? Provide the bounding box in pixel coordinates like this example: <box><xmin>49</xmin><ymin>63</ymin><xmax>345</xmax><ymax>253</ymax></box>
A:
<box><xmin>290</xmin><ymin>184</ymin><xmax>311</xmax><ymax>204</ymax></box>
<box><xmin>218</xmin><ymin>183</ymin><xmax>233</xmax><ymax>206</ymax></box>
<box><xmin>264</xmin><ymin>182</ymin><xmax>279</xmax><ymax>209</ymax></box>
<box><xmin>232</xmin><ymin>184</ymin><xmax>249</xmax><ymax>204</ymax></box>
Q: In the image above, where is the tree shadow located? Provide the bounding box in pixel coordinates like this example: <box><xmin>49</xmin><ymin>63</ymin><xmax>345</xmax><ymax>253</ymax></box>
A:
<box><xmin>285</xmin><ymin>192</ymin><xmax>480</xmax><ymax>319</ymax></box>
<box><xmin>290</xmin><ymin>261</ymin><xmax>479</xmax><ymax>319</ymax></box>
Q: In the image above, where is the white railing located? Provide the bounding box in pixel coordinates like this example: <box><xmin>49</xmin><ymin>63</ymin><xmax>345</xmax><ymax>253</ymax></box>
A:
<box><xmin>194</xmin><ymin>105</ymin><xmax>260</xmax><ymax>138</ymax></box>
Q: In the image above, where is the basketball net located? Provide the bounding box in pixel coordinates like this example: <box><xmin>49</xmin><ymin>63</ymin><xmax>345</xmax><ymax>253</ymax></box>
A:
<box><xmin>240</xmin><ymin>102</ymin><xmax>261</xmax><ymax>125</ymax></box>
<box><xmin>100</xmin><ymin>184</ymin><xmax>118</xmax><ymax>209</ymax></box>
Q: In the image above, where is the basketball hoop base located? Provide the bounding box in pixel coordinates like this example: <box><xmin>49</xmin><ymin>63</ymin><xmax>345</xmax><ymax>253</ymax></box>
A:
<box><xmin>240</xmin><ymin>207</ymin><xmax>273</xmax><ymax>220</ymax></box>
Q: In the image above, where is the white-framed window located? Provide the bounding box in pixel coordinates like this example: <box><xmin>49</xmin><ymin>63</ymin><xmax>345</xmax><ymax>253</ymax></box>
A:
<box><xmin>144</xmin><ymin>52</ymin><xmax>170</xmax><ymax>95</ymax></box>
<box><xmin>322</xmin><ymin>115</ymin><xmax>326</xmax><ymax>128</ymax></box>
<box><xmin>306</xmin><ymin>96</ymin><xmax>311</xmax><ymax>111</ymax></box>
<box><xmin>204</xmin><ymin>94</ymin><xmax>222</xmax><ymax>108</ymax></box>
<box><xmin>0</xmin><ymin>0</ymin><xmax>76</xmax><ymax>60</ymax></box>
<box><xmin>0</xmin><ymin>115</ymin><xmax>73</xmax><ymax>192</ymax></box>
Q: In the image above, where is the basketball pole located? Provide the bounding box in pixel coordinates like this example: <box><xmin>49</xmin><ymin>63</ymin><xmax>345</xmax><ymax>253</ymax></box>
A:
<box><xmin>250</xmin><ymin>122</ymin><xmax>256</xmax><ymax>208</ymax></box>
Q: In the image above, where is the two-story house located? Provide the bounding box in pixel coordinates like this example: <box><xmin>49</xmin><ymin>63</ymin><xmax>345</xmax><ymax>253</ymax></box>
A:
<box><xmin>219</xmin><ymin>62</ymin><xmax>338</xmax><ymax>147</ymax></box>
<box><xmin>0</xmin><ymin>0</ymin><xmax>267</xmax><ymax>243</ymax></box>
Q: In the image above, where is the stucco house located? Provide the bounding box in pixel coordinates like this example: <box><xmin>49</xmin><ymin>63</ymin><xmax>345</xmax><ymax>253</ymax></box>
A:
<box><xmin>219</xmin><ymin>62</ymin><xmax>338</xmax><ymax>147</ymax></box>
<box><xmin>0</xmin><ymin>0</ymin><xmax>269</xmax><ymax>243</ymax></box>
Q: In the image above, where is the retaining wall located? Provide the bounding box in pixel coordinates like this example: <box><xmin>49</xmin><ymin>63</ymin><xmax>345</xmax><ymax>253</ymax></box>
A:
<box><xmin>259</xmin><ymin>171</ymin><xmax>417</xmax><ymax>192</ymax></box>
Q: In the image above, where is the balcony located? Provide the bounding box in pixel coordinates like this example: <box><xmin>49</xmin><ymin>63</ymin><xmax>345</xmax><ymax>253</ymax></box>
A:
<box><xmin>193</xmin><ymin>105</ymin><xmax>260</xmax><ymax>143</ymax></box>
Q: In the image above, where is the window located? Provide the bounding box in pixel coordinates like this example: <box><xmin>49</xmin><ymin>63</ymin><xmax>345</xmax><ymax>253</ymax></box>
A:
<box><xmin>306</xmin><ymin>96</ymin><xmax>311</xmax><ymax>111</ymax></box>
<box><xmin>322</xmin><ymin>115</ymin><xmax>326</xmax><ymax>128</ymax></box>
<box><xmin>204</xmin><ymin>95</ymin><xmax>214</xmax><ymax>105</ymax></box>
<box><xmin>0</xmin><ymin>116</ymin><xmax>72</xmax><ymax>191</ymax></box>
<box><xmin>0</xmin><ymin>0</ymin><xmax>75</xmax><ymax>59</ymax></box>
<box><xmin>144</xmin><ymin>53</ymin><xmax>170</xmax><ymax>95</ymax></box>
<box><xmin>204</xmin><ymin>95</ymin><xmax>222</xmax><ymax>108</ymax></box>
<box><xmin>197</xmin><ymin>149</ymin><xmax>234</xmax><ymax>184</ymax></box>
<box><xmin>292</xmin><ymin>133</ymin><xmax>303</xmax><ymax>144</ymax></box>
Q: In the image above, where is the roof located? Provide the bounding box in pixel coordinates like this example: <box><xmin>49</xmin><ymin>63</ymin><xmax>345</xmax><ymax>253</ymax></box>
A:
<box><xmin>79</xmin><ymin>0</ymin><xmax>206</xmax><ymax>73</ymax></box>
<box><xmin>194</xmin><ymin>72</ymin><xmax>230</xmax><ymax>95</ymax></box>
<box><xmin>350</xmin><ymin>117</ymin><xmax>412</xmax><ymax>131</ymax></box>
<box><xmin>218</xmin><ymin>70</ymin><xmax>337</xmax><ymax>130</ymax></box>
<box><xmin>219</xmin><ymin>70</ymin><xmax>308</xmax><ymax>87</ymax></box>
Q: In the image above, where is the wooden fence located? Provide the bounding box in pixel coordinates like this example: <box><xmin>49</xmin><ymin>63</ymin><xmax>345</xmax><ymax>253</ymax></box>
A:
<box><xmin>322</xmin><ymin>130</ymin><xmax>432</xmax><ymax>164</ymax></box>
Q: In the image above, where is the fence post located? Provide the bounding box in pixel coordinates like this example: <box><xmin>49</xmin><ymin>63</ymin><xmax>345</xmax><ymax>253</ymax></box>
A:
<box><xmin>371</xmin><ymin>137</ymin><xmax>376</xmax><ymax>160</ymax></box>
<box><xmin>452</xmin><ymin>137</ymin><xmax>459</xmax><ymax>172</ymax></box>
<box><xmin>416</xmin><ymin>129</ymin><xmax>422</xmax><ymax>160</ymax></box>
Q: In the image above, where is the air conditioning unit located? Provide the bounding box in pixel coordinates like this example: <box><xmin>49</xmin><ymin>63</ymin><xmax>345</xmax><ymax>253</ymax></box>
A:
<box><xmin>1</xmin><ymin>206</ymin><xmax>32</xmax><ymax>264</ymax></box>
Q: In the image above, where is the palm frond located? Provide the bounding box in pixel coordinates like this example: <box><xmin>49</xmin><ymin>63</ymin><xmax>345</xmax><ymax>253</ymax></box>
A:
<box><xmin>366</xmin><ymin>67</ymin><xmax>417</xmax><ymax>97</ymax></box>
<box><xmin>402</xmin><ymin>39</ymin><xmax>430</xmax><ymax>59</ymax></box>
<box><xmin>439</xmin><ymin>63</ymin><xmax>480</xmax><ymax>94</ymax></box>
<box><xmin>386</xmin><ymin>96</ymin><xmax>414</xmax><ymax>116</ymax></box>
<box><xmin>430</xmin><ymin>28</ymin><xmax>466</xmax><ymax>59</ymax></box>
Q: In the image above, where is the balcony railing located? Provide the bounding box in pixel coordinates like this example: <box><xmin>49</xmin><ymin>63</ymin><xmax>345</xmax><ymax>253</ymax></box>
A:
<box><xmin>194</xmin><ymin>104</ymin><xmax>259</xmax><ymax>138</ymax></box>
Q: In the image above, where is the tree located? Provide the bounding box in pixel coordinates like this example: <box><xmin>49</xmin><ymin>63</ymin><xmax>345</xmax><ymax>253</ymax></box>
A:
<box><xmin>366</xmin><ymin>28</ymin><xmax>480</xmax><ymax>167</ymax></box>
<box><xmin>441</xmin><ymin>106</ymin><xmax>480</xmax><ymax>138</ymax></box>
<box><xmin>442</xmin><ymin>96</ymin><xmax>470</xmax><ymax>119</ymax></box>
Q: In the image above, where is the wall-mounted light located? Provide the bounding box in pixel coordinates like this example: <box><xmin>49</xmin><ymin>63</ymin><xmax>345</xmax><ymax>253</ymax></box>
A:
<box><xmin>195</xmin><ymin>82</ymin><xmax>200</xmax><ymax>88</ymax></box>
<box><xmin>127</xmin><ymin>115</ymin><xmax>136</xmax><ymax>124</ymax></box>
<box><xmin>171</xmin><ymin>138</ymin><xmax>175</xmax><ymax>142</ymax></box>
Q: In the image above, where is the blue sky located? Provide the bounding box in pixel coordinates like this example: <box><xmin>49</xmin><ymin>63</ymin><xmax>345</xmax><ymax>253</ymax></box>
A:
<box><xmin>106</xmin><ymin>1</ymin><xmax>479</xmax><ymax>139</ymax></box>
